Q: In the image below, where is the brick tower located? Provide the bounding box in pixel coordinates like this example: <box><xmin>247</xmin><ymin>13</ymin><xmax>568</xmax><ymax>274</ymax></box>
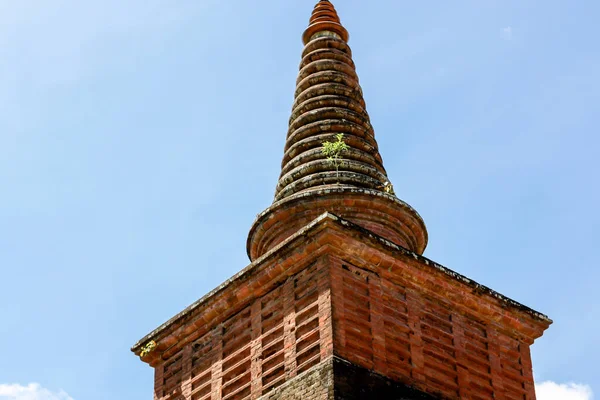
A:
<box><xmin>132</xmin><ymin>2</ymin><xmax>552</xmax><ymax>399</ymax></box>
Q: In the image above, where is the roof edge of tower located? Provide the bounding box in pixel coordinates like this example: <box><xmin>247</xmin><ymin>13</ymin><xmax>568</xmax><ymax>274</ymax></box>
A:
<box><xmin>132</xmin><ymin>212</ymin><xmax>551</xmax><ymax>366</ymax></box>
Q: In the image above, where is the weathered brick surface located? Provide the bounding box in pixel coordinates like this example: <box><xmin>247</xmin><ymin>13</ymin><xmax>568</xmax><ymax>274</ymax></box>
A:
<box><xmin>328</xmin><ymin>255</ymin><xmax>537</xmax><ymax>399</ymax></box>
<box><xmin>332</xmin><ymin>356</ymin><xmax>436</xmax><ymax>400</ymax></box>
<box><xmin>256</xmin><ymin>356</ymin><xmax>438</xmax><ymax>400</ymax></box>
<box><xmin>149</xmin><ymin>257</ymin><xmax>332</xmax><ymax>400</ymax></box>
<box><xmin>258</xmin><ymin>358</ymin><xmax>334</xmax><ymax>400</ymax></box>
<box><xmin>257</xmin><ymin>356</ymin><xmax>437</xmax><ymax>400</ymax></box>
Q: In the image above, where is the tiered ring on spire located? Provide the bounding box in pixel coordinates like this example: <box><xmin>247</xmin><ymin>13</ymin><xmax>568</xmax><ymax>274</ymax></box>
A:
<box><xmin>247</xmin><ymin>1</ymin><xmax>428</xmax><ymax>261</ymax></box>
<box><xmin>302</xmin><ymin>0</ymin><xmax>349</xmax><ymax>44</ymax></box>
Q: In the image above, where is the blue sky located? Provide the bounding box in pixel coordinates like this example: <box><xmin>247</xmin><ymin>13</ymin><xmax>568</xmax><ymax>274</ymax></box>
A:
<box><xmin>0</xmin><ymin>1</ymin><xmax>598</xmax><ymax>399</ymax></box>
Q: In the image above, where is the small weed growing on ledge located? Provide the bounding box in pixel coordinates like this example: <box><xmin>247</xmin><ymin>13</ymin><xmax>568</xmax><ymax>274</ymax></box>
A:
<box><xmin>322</xmin><ymin>133</ymin><xmax>349</xmax><ymax>182</ymax></box>
<box><xmin>140</xmin><ymin>340</ymin><xmax>157</xmax><ymax>357</ymax></box>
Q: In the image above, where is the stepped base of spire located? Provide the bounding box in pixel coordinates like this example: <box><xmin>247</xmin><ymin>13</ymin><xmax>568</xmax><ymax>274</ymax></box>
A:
<box><xmin>247</xmin><ymin>187</ymin><xmax>428</xmax><ymax>261</ymax></box>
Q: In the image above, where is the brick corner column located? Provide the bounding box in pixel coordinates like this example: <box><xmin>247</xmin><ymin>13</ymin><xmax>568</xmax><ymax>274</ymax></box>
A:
<box><xmin>406</xmin><ymin>289</ymin><xmax>426</xmax><ymax>386</ymax></box>
<box><xmin>154</xmin><ymin>362</ymin><xmax>164</xmax><ymax>400</ymax></box>
<box><xmin>250</xmin><ymin>299</ymin><xmax>263</xmax><ymax>399</ymax></box>
<box><xmin>520</xmin><ymin>342</ymin><xmax>537</xmax><ymax>400</ymax></box>
<box><xmin>369</xmin><ymin>275</ymin><xmax>388</xmax><ymax>376</ymax></box>
<box><xmin>211</xmin><ymin>325</ymin><xmax>223</xmax><ymax>400</ymax></box>
<box><xmin>318</xmin><ymin>261</ymin><xmax>334</xmax><ymax>359</ymax></box>
<box><xmin>283</xmin><ymin>278</ymin><xmax>297</xmax><ymax>379</ymax></box>
<box><xmin>452</xmin><ymin>313</ymin><xmax>472</xmax><ymax>400</ymax></box>
<box><xmin>487</xmin><ymin>329</ymin><xmax>506</xmax><ymax>400</ymax></box>
<box><xmin>329</xmin><ymin>260</ymin><xmax>346</xmax><ymax>353</ymax></box>
<box><xmin>181</xmin><ymin>345</ymin><xmax>193</xmax><ymax>399</ymax></box>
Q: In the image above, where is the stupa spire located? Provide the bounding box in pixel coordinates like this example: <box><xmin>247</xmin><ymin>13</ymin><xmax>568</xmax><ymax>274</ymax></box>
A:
<box><xmin>276</xmin><ymin>0</ymin><xmax>384</xmax><ymax>202</ymax></box>
<box><xmin>247</xmin><ymin>1</ymin><xmax>428</xmax><ymax>261</ymax></box>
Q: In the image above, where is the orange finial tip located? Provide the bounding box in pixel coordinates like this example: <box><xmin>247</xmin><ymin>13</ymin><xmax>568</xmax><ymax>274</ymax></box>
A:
<box><xmin>302</xmin><ymin>0</ymin><xmax>349</xmax><ymax>44</ymax></box>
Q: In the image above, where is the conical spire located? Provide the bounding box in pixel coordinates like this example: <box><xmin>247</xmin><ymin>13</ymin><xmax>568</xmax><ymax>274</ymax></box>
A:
<box><xmin>247</xmin><ymin>1</ymin><xmax>427</xmax><ymax>261</ymax></box>
<box><xmin>276</xmin><ymin>0</ymin><xmax>385</xmax><ymax>202</ymax></box>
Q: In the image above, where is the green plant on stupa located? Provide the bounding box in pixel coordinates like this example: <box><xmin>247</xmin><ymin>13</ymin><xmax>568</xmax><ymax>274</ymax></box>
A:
<box><xmin>140</xmin><ymin>340</ymin><xmax>157</xmax><ymax>357</ymax></box>
<box><xmin>322</xmin><ymin>133</ymin><xmax>349</xmax><ymax>183</ymax></box>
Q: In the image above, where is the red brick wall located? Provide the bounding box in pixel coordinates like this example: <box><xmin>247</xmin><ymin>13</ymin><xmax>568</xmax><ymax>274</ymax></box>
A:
<box><xmin>150</xmin><ymin>250</ymin><xmax>539</xmax><ymax>400</ymax></box>
<box><xmin>153</xmin><ymin>259</ymin><xmax>333</xmax><ymax>400</ymax></box>
<box><xmin>329</xmin><ymin>256</ymin><xmax>536</xmax><ymax>400</ymax></box>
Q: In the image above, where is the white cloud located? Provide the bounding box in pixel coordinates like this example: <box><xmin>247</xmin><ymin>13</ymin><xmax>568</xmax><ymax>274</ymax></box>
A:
<box><xmin>0</xmin><ymin>383</ymin><xmax>74</xmax><ymax>400</ymax></box>
<box><xmin>502</xmin><ymin>26</ymin><xmax>513</xmax><ymax>40</ymax></box>
<box><xmin>537</xmin><ymin>381</ymin><xmax>594</xmax><ymax>400</ymax></box>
